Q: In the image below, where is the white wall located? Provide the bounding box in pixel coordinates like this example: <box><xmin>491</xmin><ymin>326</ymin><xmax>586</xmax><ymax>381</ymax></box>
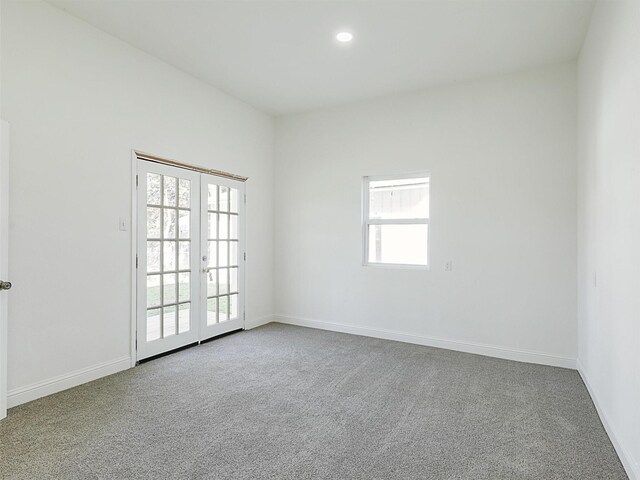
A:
<box><xmin>0</xmin><ymin>0</ymin><xmax>589</xmax><ymax>417</ymax></box>
<box><xmin>1</xmin><ymin>1</ymin><xmax>274</xmax><ymax>399</ymax></box>
<box><xmin>274</xmin><ymin>63</ymin><xmax>577</xmax><ymax>367</ymax></box>
<box><xmin>577</xmin><ymin>1</ymin><xmax>640</xmax><ymax>477</ymax></box>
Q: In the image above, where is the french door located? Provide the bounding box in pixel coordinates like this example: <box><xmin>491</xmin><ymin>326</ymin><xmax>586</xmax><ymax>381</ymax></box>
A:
<box><xmin>136</xmin><ymin>160</ymin><xmax>245</xmax><ymax>360</ymax></box>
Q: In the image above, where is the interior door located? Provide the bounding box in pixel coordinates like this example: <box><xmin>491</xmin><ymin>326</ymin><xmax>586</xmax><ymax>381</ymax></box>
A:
<box><xmin>200</xmin><ymin>176</ymin><xmax>245</xmax><ymax>339</ymax></box>
<box><xmin>1</xmin><ymin>120</ymin><xmax>11</xmax><ymax>420</ymax></box>
<box><xmin>137</xmin><ymin>161</ymin><xmax>202</xmax><ymax>360</ymax></box>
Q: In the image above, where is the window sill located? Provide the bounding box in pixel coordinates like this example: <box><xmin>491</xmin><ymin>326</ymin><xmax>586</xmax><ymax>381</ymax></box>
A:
<box><xmin>363</xmin><ymin>262</ymin><xmax>430</xmax><ymax>271</ymax></box>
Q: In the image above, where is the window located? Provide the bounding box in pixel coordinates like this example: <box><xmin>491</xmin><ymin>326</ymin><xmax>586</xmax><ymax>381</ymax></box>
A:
<box><xmin>363</xmin><ymin>173</ymin><xmax>430</xmax><ymax>267</ymax></box>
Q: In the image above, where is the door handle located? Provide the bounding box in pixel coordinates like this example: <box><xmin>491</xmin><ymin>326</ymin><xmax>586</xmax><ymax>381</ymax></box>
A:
<box><xmin>0</xmin><ymin>281</ymin><xmax>11</xmax><ymax>291</ymax></box>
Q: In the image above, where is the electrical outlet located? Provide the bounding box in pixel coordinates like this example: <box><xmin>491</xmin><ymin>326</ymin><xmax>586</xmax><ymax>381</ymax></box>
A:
<box><xmin>445</xmin><ymin>260</ymin><xmax>452</xmax><ymax>272</ymax></box>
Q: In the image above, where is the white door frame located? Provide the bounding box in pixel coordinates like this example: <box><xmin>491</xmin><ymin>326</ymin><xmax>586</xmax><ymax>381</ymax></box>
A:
<box><xmin>130</xmin><ymin>152</ymin><xmax>247</xmax><ymax>363</ymax></box>
<box><xmin>129</xmin><ymin>153</ymin><xmax>138</xmax><ymax>367</ymax></box>
<box><xmin>1</xmin><ymin>120</ymin><xmax>11</xmax><ymax>420</ymax></box>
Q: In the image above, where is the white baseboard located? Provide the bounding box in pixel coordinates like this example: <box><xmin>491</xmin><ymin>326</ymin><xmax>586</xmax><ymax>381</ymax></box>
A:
<box><xmin>274</xmin><ymin>314</ymin><xmax>576</xmax><ymax>369</ymax></box>
<box><xmin>7</xmin><ymin>356</ymin><xmax>131</xmax><ymax>409</ymax></box>
<box><xmin>5</xmin><ymin>316</ymin><xmax>278</xmax><ymax>410</ymax></box>
<box><xmin>245</xmin><ymin>314</ymin><xmax>276</xmax><ymax>330</ymax></box>
<box><xmin>577</xmin><ymin>360</ymin><xmax>639</xmax><ymax>480</ymax></box>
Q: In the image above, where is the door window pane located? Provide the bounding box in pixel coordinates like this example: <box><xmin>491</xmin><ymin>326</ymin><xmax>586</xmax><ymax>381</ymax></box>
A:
<box><xmin>230</xmin><ymin>188</ymin><xmax>239</xmax><ymax>213</ymax></box>
<box><xmin>164</xmin><ymin>176</ymin><xmax>177</xmax><ymax>207</ymax></box>
<box><xmin>178</xmin><ymin>272</ymin><xmax>190</xmax><ymax>302</ymax></box>
<box><xmin>163</xmin><ymin>273</ymin><xmax>177</xmax><ymax>305</ymax></box>
<box><xmin>178</xmin><ymin>303</ymin><xmax>190</xmax><ymax>333</ymax></box>
<box><xmin>147</xmin><ymin>174</ymin><xmax>161</xmax><ymax>205</ymax></box>
<box><xmin>219</xmin><ymin>186</ymin><xmax>229</xmax><ymax>212</ymax></box>
<box><xmin>163</xmin><ymin>305</ymin><xmax>176</xmax><ymax>337</ymax></box>
<box><xmin>208</xmin><ymin>213</ymin><xmax>217</xmax><ymax>239</ymax></box>
<box><xmin>147</xmin><ymin>275</ymin><xmax>161</xmax><ymax>308</ymax></box>
<box><xmin>147</xmin><ymin>308</ymin><xmax>161</xmax><ymax>341</ymax></box>
<box><xmin>178</xmin><ymin>179</ymin><xmax>190</xmax><ymax>208</ymax></box>
<box><xmin>230</xmin><ymin>294</ymin><xmax>238</xmax><ymax>320</ymax></box>
<box><xmin>229</xmin><ymin>215</ymin><xmax>238</xmax><ymax>239</ymax></box>
<box><xmin>219</xmin><ymin>214</ymin><xmax>228</xmax><ymax>239</ymax></box>
<box><xmin>218</xmin><ymin>268</ymin><xmax>228</xmax><ymax>295</ymax></box>
<box><xmin>147</xmin><ymin>207</ymin><xmax>161</xmax><ymax>238</ymax></box>
<box><xmin>207</xmin><ymin>298</ymin><xmax>217</xmax><ymax>325</ymax></box>
<box><xmin>229</xmin><ymin>242</ymin><xmax>238</xmax><ymax>266</ymax></box>
<box><xmin>229</xmin><ymin>267</ymin><xmax>238</xmax><ymax>293</ymax></box>
<box><xmin>147</xmin><ymin>241</ymin><xmax>161</xmax><ymax>273</ymax></box>
<box><xmin>178</xmin><ymin>211</ymin><xmax>190</xmax><ymax>239</ymax></box>
<box><xmin>164</xmin><ymin>209</ymin><xmax>176</xmax><ymax>238</ymax></box>
<box><xmin>208</xmin><ymin>241</ymin><xmax>217</xmax><ymax>268</ymax></box>
<box><xmin>163</xmin><ymin>241</ymin><xmax>176</xmax><ymax>271</ymax></box>
<box><xmin>178</xmin><ymin>241</ymin><xmax>190</xmax><ymax>270</ymax></box>
<box><xmin>207</xmin><ymin>269</ymin><xmax>217</xmax><ymax>297</ymax></box>
<box><xmin>218</xmin><ymin>295</ymin><xmax>229</xmax><ymax>322</ymax></box>
<box><xmin>208</xmin><ymin>185</ymin><xmax>218</xmax><ymax>211</ymax></box>
<box><xmin>219</xmin><ymin>241</ymin><xmax>228</xmax><ymax>267</ymax></box>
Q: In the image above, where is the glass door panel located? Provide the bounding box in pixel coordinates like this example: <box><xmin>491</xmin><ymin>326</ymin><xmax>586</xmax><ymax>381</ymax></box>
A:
<box><xmin>137</xmin><ymin>160</ymin><xmax>245</xmax><ymax>360</ymax></box>
<box><xmin>200</xmin><ymin>177</ymin><xmax>244</xmax><ymax>339</ymax></box>
<box><xmin>137</xmin><ymin>161</ymin><xmax>201</xmax><ymax>360</ymax></box>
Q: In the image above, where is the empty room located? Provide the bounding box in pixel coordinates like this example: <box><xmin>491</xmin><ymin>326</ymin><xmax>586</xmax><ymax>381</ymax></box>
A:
<box><xmin>0</xmin><ymin>0</ymin><xmax>638</xmax><ymax>478</ymax></box>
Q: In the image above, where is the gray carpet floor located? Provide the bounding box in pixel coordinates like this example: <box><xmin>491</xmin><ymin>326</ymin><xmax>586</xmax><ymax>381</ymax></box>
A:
<box><xmin>0</xmin><ymin>323</ymin><xmax>627</xmax><ymax>479</ymax></box>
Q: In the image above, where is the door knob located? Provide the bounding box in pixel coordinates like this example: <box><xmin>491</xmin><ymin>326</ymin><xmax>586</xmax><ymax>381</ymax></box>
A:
<box><xmin>0</xmin><ymin>281</ymin><xmax>11</xmax><ymax>291</ymax></box>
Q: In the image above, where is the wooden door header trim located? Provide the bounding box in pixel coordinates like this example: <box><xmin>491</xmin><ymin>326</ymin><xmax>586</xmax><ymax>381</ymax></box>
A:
<box><xmin>135</xmin><ymin>151</ymin><xmax>248</xmax><ymax>182</ymax></box>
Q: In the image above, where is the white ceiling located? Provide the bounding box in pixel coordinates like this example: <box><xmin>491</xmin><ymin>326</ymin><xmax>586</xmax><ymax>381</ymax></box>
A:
<box><xmin>49</xmin><ymin>0</ymin><xmax>594</xmax><ymax>115</ymax></box>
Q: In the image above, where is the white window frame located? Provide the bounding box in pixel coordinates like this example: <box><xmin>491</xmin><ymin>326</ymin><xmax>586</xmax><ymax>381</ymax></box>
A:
<box><xmin>362</xmin><ymin>172</ymin><xmax>430</xmax><ymax>269</ymax></box>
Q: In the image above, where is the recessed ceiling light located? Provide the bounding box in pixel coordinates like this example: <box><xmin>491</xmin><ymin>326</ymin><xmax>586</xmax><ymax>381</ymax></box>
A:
<box><xmin>336</xmin><ymin>31</ymin><xmax>354</xmax><ymax>43</ymax></box>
